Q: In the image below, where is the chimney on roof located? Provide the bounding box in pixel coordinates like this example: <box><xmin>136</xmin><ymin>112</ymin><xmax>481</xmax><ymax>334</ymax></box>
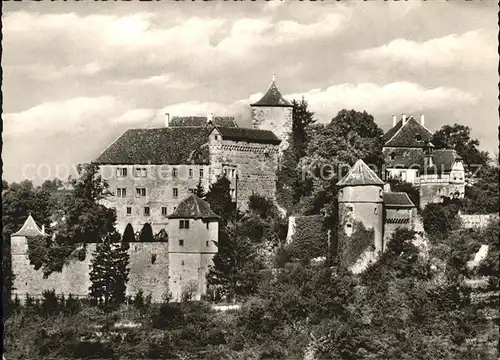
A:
<box><xmin>392</xmin><ymin>115</ymin><xmax>397</xmax><ymax>127</ymax></box>
<box><xmin>420</xmin><ymin>113</ymin><xmax>425</xmax><ymax>126</ymax></box>
<box><xmin>402</xmin><ymin>113</ymin><xmax>407</xmax><ymax>125</ymax></box>
<box><xmin>165</xmin><ymin>113</ymin><xmax>170</xmax><ymax>128</ymax></box>
<box><xmin>41</xmin><ymin>224</ymin><xmax>45</xmax><ymax>235</ymax></box>
<box><xmin>207</xmin><ymin>112</ymin><xmax>214</xmax><ymax>125</ymax></box>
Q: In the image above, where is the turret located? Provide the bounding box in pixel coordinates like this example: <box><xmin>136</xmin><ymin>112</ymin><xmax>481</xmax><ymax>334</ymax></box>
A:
<box><xmin>337</xmin><ymin>160</ymin><xmax>385</xmax><ymax>256</ymax></box>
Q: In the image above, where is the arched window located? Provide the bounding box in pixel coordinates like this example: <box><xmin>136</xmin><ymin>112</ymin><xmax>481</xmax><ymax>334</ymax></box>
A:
<box><xmin>139</xmin><ymin>223</ymin><xmax>154</xmax><ymax>242</ymax></box>
<box><xmin>122</xmin><ymin>223</ymin><xmax>135</xmax><ymax>242</ymax></box>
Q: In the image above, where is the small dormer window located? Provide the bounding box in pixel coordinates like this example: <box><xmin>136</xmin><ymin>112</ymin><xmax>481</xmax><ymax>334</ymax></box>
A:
<box><xmin>415</xmin><ymin>134</ymin><xmax>422</xmax><ymax>141</ymax></box>
<box><xmin>390</xmin><ymin>152</ymin><xmax>396</xmax><ymax>161</ymax></box>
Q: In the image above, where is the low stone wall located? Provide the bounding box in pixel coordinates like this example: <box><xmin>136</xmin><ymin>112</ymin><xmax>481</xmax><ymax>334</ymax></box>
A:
<box><xmin>459</xmin><ymin>214</ymin><xmax>498</xmax><ymax>229</ymax></box>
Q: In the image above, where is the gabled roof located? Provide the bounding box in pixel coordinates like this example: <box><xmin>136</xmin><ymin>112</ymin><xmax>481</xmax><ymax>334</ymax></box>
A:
<box><xmin>336</xmin><ymin>159</ymin><xmax>384</xmax><ymax>187</ymax></box>
<box><xmin>12</xmin><ymin>214</ymin><xmax>45</xmax><ymax>237</ymax></box>
<box><xmin>170</xmin><ymin>116</ymin><xmax>238</xmax><ymax>128</ymax></box>
<box><xmin>214</xmin><ymin>127</ymin><xmax>281</xmax><ymax>145</ymax></box>
<box><xmin>168</xmin><ymin>194</ymin><xmax>219</xmax><ymax>220</ymax></box>
<box><xmin>250</xmin><ymin>80</ymin><xmax>293</xmax><ymax>107</ymax></box>
<box><xmin>383</xmin><ymin>116</ymin><xmax>433</xmax><ymax>148</ymax></box>
<box><xmin>383</xmin><ymin>192</ymin><xmax>415</xmax><ymax>208</ymax></box>
<box><xmin>96</xmin><ymin>126</ymin><xmax>281</xmax><ymax>165</ymax></box>
<box><xmin>96</xmin><ymin>127</ymin><xmax>212</xmax><ymax>165</ymax></box>
<box><xmin>383</xmin><ymin>147</ymin><xmax>426</xmax><ymax>168</ymax></box>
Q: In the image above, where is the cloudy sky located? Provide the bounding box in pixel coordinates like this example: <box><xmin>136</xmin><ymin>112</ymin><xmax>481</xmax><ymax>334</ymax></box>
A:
<box><xmin>2</xmin><ymin>1</ymin><xmax>498</xmax><ymax>183</ymax></box>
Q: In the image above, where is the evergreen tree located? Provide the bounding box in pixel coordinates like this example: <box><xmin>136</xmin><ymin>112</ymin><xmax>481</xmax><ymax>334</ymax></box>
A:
<box><xmin>89</xmin><ymin>234</ymin><xmax>130</xmax><ymax>308</ymax></box>
<box><xmin>193</xmin><ymin>179</ymin><xmax>206</xmax><ymax>198</ymax></box>
<box><xmin>205</xmin><ymin>175</ymin><xmax>234</xmax><ymax>225</ymax></box>
<box><xmin>206</xmin><ymin>225</ymin><xmax>263</xmax><ymax>301</ymax></box>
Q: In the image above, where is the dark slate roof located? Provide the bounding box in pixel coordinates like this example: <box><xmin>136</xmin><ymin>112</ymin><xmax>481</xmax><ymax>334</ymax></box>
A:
<box><xmin>383</xmin><ymin>116</ymin><xmax>433</xmax><ymax>148</ymax></box>
<box><xmin>383</xmin><ymin>147</ymin><xmax>426</xmax><ymax>168</ymax></box>
<box><xmin>337</xmin><ymin>159</ymin><xmax>384</xmax><ymax>187</ymax></box>
<box><xmin>250</xmin><ymin>80</ymin><xmax>293</xmax><ymax>107</ymax></box>
<box><xmin>13</xmin><ymin>214</ymin><xmax>45</xmax><ymax>237</ymax></box>
<box><xmin>383</xmin><ymin>192</ymin><xmax>415</xmax><ymax>208</ymax></box>
<box><xmin>170</xmin><ymin>116</ymin><xmax>238</xmax><ymax>128</ymax></box>
<box><xmin>215</xmin><ymin>127</ymin><xmax>281</xmax><ymax>145</ymax></box>
<box><xmin>168</xmin><ymin>194</ymin><xmax>219</xmax><ymax>220</ymax></box>
<box><xmin>428</xmin><ymin>149</ymin><xmax>463</xmax><ymax>173</ymax></box>
<box><xmin>96</xmin><ymin>127</ymin><xmax>211</xmax><ymax>165</ymax></box>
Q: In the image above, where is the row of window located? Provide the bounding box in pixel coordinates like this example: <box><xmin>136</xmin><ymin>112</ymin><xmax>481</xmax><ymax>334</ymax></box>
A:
<box><xmin>177</xmin><ymin>240</ymin><xmax>211</xmax><ymax>247</ymax></box>
<box><xmin>125</xmin><ymin>206</ymin><xmax>173</xmax><ymax>216</ymax></box>
<box><xmin>116</xmin><ymin>167</ymin><xmax>204</xmax><ymax>179</ymax></box>
<box><xmin>117</xmin><ymin>187</ymin><xmax>234</xmax><ymax>198</ymax></box>
<box><xmin>116</xmin><ymin>187</ymin><xmax>178</xmax><ymax>198</ymax></box>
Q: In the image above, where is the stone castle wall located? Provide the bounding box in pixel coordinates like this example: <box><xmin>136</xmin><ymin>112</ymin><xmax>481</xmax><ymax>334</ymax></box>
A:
<box><xmin>11</xmin><ymin>236</ymin><xmax>179</xmax><ymax>302</ymax></box>
<box><xmin>100</xmin><ymin>164</ymin><xmax>211</xmax><ymax>235</ymax></box>
<box><xmin>208</xmin><ymin>131</ymin><xmax>280</xmax><ymax>210</ymax></box>
<box><xmin>251</xmin><ymin>106</ymin><xmax>292</xmax><ymax>153</ymax></box>
<box><xmin>383</xmin><ymin>208</ymin><xmax>415</xmax><ymax>247</ymax></box>
<box><xmin>419</xmin><ymin>175</ymin><xmax>465</xmax><ymax>209</ymax></box>
<box><xmin>459</xmin><ymin>214</ymin><xmax>498</xmax><ymax>229</ymax></box>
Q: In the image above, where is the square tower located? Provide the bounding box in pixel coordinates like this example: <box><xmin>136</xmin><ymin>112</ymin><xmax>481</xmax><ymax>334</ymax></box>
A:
<box><xmin>166</xmin><ymin>194</ymin><xmax>219</xmax><ymax>301</ymax></box>
<box><xmin>250</xmin><ymin>75</ymin><xmax>293</xmax><ymax>154</ymax></box>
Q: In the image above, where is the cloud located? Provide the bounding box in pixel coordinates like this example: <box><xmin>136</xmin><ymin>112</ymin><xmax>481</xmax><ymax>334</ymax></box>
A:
<box><xmin>284</xmin><ymin>82</ymin><xmax>479</xmax><ymax>122</ymax></box>
<box><xmin>3</xmin><ymin>9</ymin><xmax>350</xmax><ymax>82</ymax></box>
<box><xmin>116</xmin><ymin>73</ymin><xmax>198</xmax><ymax>89</ymax></box>
<box><xmin>350</xmin><ymin>29</ymin><xmax>497</xmax><ymax>71</ymax></box>
<box><xmin>3</xmin><ymin>96</ymin><xmax>127</xmax><ymax>136</ymax></box>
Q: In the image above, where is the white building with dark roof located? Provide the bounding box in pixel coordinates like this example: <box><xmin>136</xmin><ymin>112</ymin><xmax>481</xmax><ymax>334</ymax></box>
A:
<box><xmin>382</xmin><ymin>114</ymin><xmax>465</xmax><ymax>208</ymax></box>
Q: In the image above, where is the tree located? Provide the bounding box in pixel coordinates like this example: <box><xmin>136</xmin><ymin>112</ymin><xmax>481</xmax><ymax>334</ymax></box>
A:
<box><xmin>89</xmin><ymin>235</ymin><xmax>130</xmax><ymax>308</ymax></box>
<box><xmin>41</xmin><ymin>163</ymin><xmax>118</xmax><ymax>276</ymax></box>
<box><xmin>298</xmin><ymin>109</ymin><xmax>384</xmax><ymax>214</ymax></box>
<box><xmin>206</xmin><ymin>225</ymin><xmax>264</xmax><ymax>301</ymax></box>
<box><xmin>462</xmin><ymin>163</ymin><xmax>499</xmax><ymax>214</ymax></box>
<box><xmin>291</xmin><ymin>97</ymin><xmax>316</xmax><ymax>158</ymax></box>
<box><xmin>431</xmin><ymin>123</ymin><xmax>489</xmax><ymax>171</ymax></box>
<box><xmin>205</xmin><ymin>175</ymin><xmax>234</xmax><ymax>225</ymax></box>
<box><xmin>193</xmin><ymin>179</ymin><xmax>206</xmax><ymax>198</ymax></box>
<box><xmin>277</xmin><ymin>98</ymin><xmax>316</xmax><ymax>210</ymax></box>
<box><xmin>422</xmin><ymin>202</ymin><xmax>461</xmax><ymax>242</ymax></box>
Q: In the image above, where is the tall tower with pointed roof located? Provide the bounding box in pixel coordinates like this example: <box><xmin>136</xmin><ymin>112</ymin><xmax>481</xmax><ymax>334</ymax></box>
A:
<box><xmin>250</xmin><ymin>75</ymin><xmax>293</xmax><ymax>153</ymax></box>
<box><xmin>337</xmin><ymin>160</ymin><xmax>385</xmax><ymax>257</ymax></box>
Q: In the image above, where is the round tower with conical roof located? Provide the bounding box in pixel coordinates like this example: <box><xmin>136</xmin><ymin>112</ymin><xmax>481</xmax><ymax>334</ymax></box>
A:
<box><xmin>337</xmin><ymin>159</ymin><xmax>385</xmax><ymax>255</ymax></box>
<box><xmin>250</xmin><ymin>75</ymin><xmax>293</xmax><ymax>153</ymax></box>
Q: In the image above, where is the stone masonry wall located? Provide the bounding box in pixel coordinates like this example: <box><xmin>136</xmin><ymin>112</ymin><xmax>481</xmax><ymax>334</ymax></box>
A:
<box><xmin>11</xmin><ymin>238</ymin><xmax>95</xmax><ymax>299</ymax></box>
<box><xmin>11</xmin><ymin>236</ymin><xmax>172</xmax><ymax>302</ymax></box>
<box><xmin>100</xmin><ymin>164</ymin><xmax>211</xmax><ymax>235</ymax></box>
<box><xmin>459</xmin><ymin>214</ymin><xmax>499</xmax><ymax>229</ymax></box>
<box><xmin>208</xmin><ymin>131</ymin><xmax>280</xmax><ymax>210</ymax></box>
<box><xmin>419</xmin><ymin>175</ymin><xmax>465</xmax><ymax>209</ymax></box>
<box><xmin>251</xmin><ymin>106</ymin><xmax>293</xmax><ymax>153</ymax></box>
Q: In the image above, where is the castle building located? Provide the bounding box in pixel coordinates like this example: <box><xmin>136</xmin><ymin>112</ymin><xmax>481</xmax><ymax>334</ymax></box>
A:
<box><xmin>166</xmin><ymin>194</ymin><xmax>219</xmax><ymax>301</ymax></box>
<box><xmin>11</xmin><ymin>195</ymin><xmax>219</xmax><ymax>302</ymax></box>
<box><xmin>250</xmin><ymin>76</ymin><xmax>293</xmax><ymax>154</ymax></box>
<box><xmin>382</xmin><ymin>114</ymin><xmax>465</xmax><ymax>209</ymax></box>
<box><xmin>337</xmin><ymin>160</ymin><xmax>417</xmax><ymax>266</ymax></box>
<box><xmin>96</xmin><ymin>119</ymin><xmax>281</xmax><ymax>237</ymax></box>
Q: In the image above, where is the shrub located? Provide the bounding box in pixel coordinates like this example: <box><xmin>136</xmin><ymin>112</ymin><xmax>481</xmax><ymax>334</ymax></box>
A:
<box><xmin>422</xmin><ymin>202</ymin><xmax>461</xmax><ymax>241</ymax></box>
